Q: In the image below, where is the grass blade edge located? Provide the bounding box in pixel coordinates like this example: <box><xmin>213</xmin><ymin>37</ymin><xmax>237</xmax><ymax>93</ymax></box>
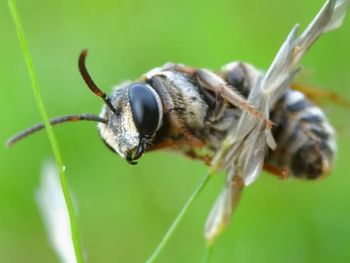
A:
<box><xmin>7</xmin><ymin>1</ymin><xmax>84</xmax><ymax>262</ymax></box>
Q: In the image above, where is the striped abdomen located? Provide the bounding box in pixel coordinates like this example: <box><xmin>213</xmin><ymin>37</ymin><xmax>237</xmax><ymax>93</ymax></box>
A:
<box><xmin>267</xmin><ymin>89</ymin><xmax>336</xmax><ymax>179</ymax></box>
<box><xmin>221</xmin><ymin>62</ymin><xmax>336</xmax><ymax>179</ymax></box>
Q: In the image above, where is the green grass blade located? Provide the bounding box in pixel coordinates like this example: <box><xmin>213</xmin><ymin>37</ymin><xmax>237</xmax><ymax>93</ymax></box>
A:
<box><xmin>145</xmin><ymin>171</ymin><xmax>213</xmax><ymax>263</ymax></box>
<box><xmin>201</xmin><ymin>244</ymin><xmax>214</xmax><ymax>263</ymax></box>
<box><xmin>8</xmin><ymin>1</ymin><xmax>84</xmax><ymax>262</ymax></box>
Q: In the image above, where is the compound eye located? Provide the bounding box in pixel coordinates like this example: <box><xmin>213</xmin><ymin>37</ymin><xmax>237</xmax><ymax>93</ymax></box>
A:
<box><xmin>128</xmin><ymin>84</ymin><xmax>160</xmax><ymax>137</ymax></box>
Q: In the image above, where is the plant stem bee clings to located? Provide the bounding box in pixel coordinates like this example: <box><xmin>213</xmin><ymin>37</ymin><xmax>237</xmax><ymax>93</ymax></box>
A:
<box><xmin>7</xmin><ymin>0</ymin><xmax>349</xmax><ymax>246</ymax></box>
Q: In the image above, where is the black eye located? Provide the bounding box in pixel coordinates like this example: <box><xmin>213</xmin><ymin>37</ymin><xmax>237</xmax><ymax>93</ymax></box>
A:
<box><xmin>128</xmin><ymin>84</ymin><xmax>160</xmax><ymax>137</ymax></box>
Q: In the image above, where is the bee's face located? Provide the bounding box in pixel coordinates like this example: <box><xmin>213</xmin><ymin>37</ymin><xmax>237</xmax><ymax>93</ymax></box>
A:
<box><xmin>98</xmin><ymin>82</ymin><xmax>163</xmax><ymax>164</ymax></box>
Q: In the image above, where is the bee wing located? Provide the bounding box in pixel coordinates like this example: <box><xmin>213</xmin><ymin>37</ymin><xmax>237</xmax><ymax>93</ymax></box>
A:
<box><xmin>297</xmin><ymin>0</ymin><xmax>350</xmax><ymax>60</ymax></box>
<box><xmin>205</xmin><ymin>0</ymin><xmax>349</xmax><ymax>242</ymax></box>
<box><xmin>238</xmin><ymin>124</ymin><xmax>267</xmax><ymax>185</ymax></box>
<box><xmin>205</xmin><ymin>172</ymin><xmax>243</xmax><ymax>244</ymax></box>
<box><xmin>324</xmin><ymin>0</ymin><xmax>350</xmax><ymax>32</ymax></box>
<box><xmin>216</xmin><ymin>0</ymin><xmax>350</xmax><ymax>181</ymax></box>
<box><xmin>262</xmin><ymin>0</ymin><xmax>349</xmax><ymax>104</ymax></box>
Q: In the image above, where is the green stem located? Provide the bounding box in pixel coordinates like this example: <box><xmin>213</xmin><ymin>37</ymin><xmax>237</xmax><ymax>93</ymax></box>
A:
<box><xmin>145</xmin><ymin>171</ymin><xmax>213</xmax><ymax>263</ymax></box>
<box><xmin>201</xmin><ymin>244</ymin><xmax>215</xmax><ymax>263</ymax></box>
<box><xmin>8</xmin><ymin>1</ymin><xmax>84</xmax><ymax>262</ymax></box>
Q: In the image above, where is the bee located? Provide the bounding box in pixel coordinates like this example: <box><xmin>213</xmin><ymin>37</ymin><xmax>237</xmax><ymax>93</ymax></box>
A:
<box><xmin>6</xmin><ymin>0</ymin><xmax>349</xmax><ymax>242</ymax></box>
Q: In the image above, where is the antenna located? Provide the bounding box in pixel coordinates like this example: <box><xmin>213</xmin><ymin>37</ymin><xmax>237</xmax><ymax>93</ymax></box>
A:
<box><xmin>78</xmin><ymin>49</ymin><xmax>117</xmax><ymax>113</ymax></box>
<box><xmin>6</xmin><ymin>114</ymin><xmax>107</xmax><ymax>147</ymax></box>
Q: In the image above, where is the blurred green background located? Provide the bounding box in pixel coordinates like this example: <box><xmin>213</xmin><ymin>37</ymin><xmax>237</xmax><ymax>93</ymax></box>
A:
<box><xmin>1</xmin><ymin>0</ymin><xmax>350</xmax><ymax>262</ymax></box>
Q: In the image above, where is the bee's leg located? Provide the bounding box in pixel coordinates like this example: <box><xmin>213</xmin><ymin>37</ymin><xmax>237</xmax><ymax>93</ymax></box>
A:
<box><xmin>172</xmin><ymin>64</ymin><xmax>197</xmax><ymax>75</ymax></box>
<box><xmin>171</xmin><ymin>64</ymin><xmax>227</xmax><ymax>122</ymax></box>
<box><xmin>183</xmin><ymin>148</ymin><xmax>212</xmax><ymax>165</ymax></box>
<box><xmin>263</xmin><ymin>163</ymin><xmax>290</xmax><ymax>179</ymax></box>
<box><xmin>148</xmin><ymin>137</ymin><xmax>205</xmax><ymax>152</ymax></box>
<box><xmin>291</xmin><ymin>83</ymin><xmax>350</xmax><ymax>109</ymax></box>
<box><xmin>194</xmin><ymin>68</ymin><xmax>273</xmax><ymax>129</ymax></box>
